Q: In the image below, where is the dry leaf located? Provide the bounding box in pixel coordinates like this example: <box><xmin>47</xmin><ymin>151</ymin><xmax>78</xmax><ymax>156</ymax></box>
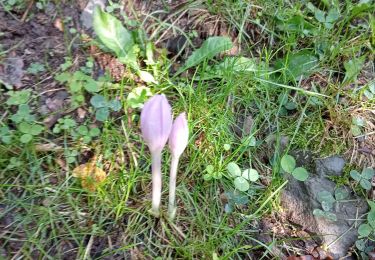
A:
<box><xmin>72</xmin><ymin>162</ymin><xmax>106</xmax><ymax>191</ymax></box>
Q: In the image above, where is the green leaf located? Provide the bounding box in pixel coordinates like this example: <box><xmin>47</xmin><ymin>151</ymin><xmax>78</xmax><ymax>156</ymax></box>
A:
<box><xmin>138</xmin><ymin>71</ymin><xmax>157</xmax><ymax>84</ymax></box>
<box><xmin>313</xmin><ymin>208</ymin><xmax>325</xmax><ymax>217</ymax></box>
<box><xmin>223</xmin><ymin>144</ymin><xmax>231</xmax><ymax>151</ymax></box>
<box><xmin>203</xmin><ymin>173</ymin><xmax>212</xmax><ymax>181</ymax></box>
<box><xmin>358</xmin><ymin>224</ymin><xmax>372</xmax><ymax>237</ymax></box>
<box><xmin>335</xmin><ymin>187</ymin><xmax>349</xmax><ymax>201</ymax></box>
<box><xmin>20</xmin><ymin>134</ymin><xmax>32</xmax><ymax>143</ymax></box>
<box><xmin>19</xmin><ymin>122</ymin><xmax>31</xmax><ymax>134</ymax></box>
<box><xmin>350</xmin><ymin>170</ymin><xmax>362</xmax><ymax>181</ymax></box>
<box><xmin>355</xmin><ymin>239</ymin><xmax>366</xmax><ymax>251</ymax></box>
<box><xmin>29</xmin><ymin>124</ymin><xmax>44</xmax><ymax>135</ymax></box>
<box><xmin>352</xmin><ymin>117</ymin><xmax>366</xmax><ymax>127</ymax></box>
<box><xmin>317</xmin><ymin>191</ymin><xmax>335</xmax><ymax>211</ymax></box>
<box><xmin>227</xmin><ymin>162</ymin><xmax>241</xmax><ymax>177</ymax></box>
<box><xmin>108</xmin><ymin>99</ymin><xmax>121</xmax><ymax>111</ymax></box>
<box><xmin>84</xmin><ymin>79</ymin><xmax>100</xmax><ymax>93</ymax></box>
<box><xmin>324</xmin><ymin>212</ymin><xmax>337</xmax><ymax>221</ymax></box>
<box><xmin>280</xmin><ymin>154</ymin><xmax>296</xmax><ymax>173</ymax></box>
<box><xmin>177</xmin><ymin>36</ymin><xmax>233</xmax><ymax>74</ymax></box>
<box><xmin>350</xmin><ymin>124</ymin><xmax>362</xmax><ymax>136</ymax></box>
<box><xmin>325</xmin><ymin>8</ymin><xmax>340</xmax><ymax>23</ymax></box>
<box><xmin>368</xmin><ymin>209</ymin><xmax>375</xmax><ymax>228</ymax></box>
<box><xmin>89</xmin><ymin>128</ymin><xmax>100</xmax><ymax>137</ymax></box>
<box><xmin>275</xmin><ymin>50</ymin><xmax>318</xmax><ymax>81</ymax></box>
<box><xmin>343</xmin><ymin>56</ymin><xmax>366</xmax><ymax>84</ymax></box>
<box><xmin>77</xmin><ymin>125</ymin><xmax>89</xmax><ymax>135</ymax></box>
<box><xmin>90</xmin><ymin>95</ymin><xmax>108</xmax><ymax>108</ymax></box>
<box><xmin>292</xmin><ymin>167</ymin><xmax>309</xmax><ymax>181</ymax></box>
<box><xmin>95</xmin><ymin>107</ymin><xmax>110</xmax><ymax>121</ymax></box>
<box><xmin>360</xmin><ymin>179</ymin><xmax>372</xmax><ymax>190</ymax></box>
<box><xmin>234</xmin><ymin>176</ymin><xmax>250</xmax><ymax>192</ymax></box>
<box><xmin>362</xmin><ymin>168</ymin><xmax>374</xmax><ymax>180</ymax></box>
<box><xmin>6</xmin><ymin>90</ymin><xmax>31</xmax><ymax>105</ymax></box>
<box><xmin>93</xmin><ymin>7</ymin><xmax>134</xmax><ymax>57</ymax></box>
<box><xmin>242</xmin><ymin>168</ymin><xmax>259</xmax><ymax>182</ymax></box>
<box><xmin>206</xmin><ymin>165</ymin><xmax>214</xmax><ymax>174</ymax></box>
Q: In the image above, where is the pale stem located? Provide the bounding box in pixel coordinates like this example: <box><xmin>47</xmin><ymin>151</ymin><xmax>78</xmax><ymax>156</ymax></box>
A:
<box><xmin>151</xmin><ymin>152</ymin><xmax>162</xmax><ymax>217</ymax></box>
<box><xmin>168</xmin><ymin>154</ymin><xmax>180</xmax><ymax>219</ymax></box>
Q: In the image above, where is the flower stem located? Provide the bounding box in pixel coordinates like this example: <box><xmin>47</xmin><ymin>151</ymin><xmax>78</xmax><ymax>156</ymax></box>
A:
<box><xmin>168</xmin><ymin>155</ymin><xmax>179</xmax><ymax>219</ymax></box>
<box><xmin>151</xmin><ymin>152</ymin><xmax>162</xmax><ymax>217</ymax></box>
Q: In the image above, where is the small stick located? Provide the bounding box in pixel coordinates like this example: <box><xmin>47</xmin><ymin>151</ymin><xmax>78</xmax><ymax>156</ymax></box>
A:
<box><xmin>21</xmin><ymin>0</ymin><xmax>34</xmax><ymax>23</ymax></box>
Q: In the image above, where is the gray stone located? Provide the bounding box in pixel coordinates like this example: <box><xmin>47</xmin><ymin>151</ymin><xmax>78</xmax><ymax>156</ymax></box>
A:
<box><xmin>281</xmin><ymin>155</ymin><xmax>368</xmax><ymax>259</ymax></box>
<box><xmin>80</xmin><ymin>0</ymin><xmax>106</xmax><ymax>29</ymax></box>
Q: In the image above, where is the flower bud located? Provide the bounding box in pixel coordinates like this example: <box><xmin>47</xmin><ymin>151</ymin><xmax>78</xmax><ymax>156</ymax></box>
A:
<box><xmin>140</xmin><ymin>94</ymin><xmax>173</xmax><ymax>154</ymax></box>
<box><xmin>168</xmin><ymin>112</ymin><xmax>188</xmax><ymax>158</ymax></box>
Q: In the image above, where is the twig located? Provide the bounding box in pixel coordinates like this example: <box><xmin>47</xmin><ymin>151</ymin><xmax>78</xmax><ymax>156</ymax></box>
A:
<box><xmin>21</xmin><ymin>0</ymin><xmax>34</xmax><ymax>23</ymax></box>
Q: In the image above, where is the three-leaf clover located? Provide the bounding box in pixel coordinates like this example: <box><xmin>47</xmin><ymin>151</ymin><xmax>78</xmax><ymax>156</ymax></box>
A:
<box><xmin>90</xmin><ymin>95</ymin><xmax>121</xmax><ymax>121</ymax></box>
<box><xmin>18</xmin><ymin>122</ymin><xmax>44</xmax><ymax>143</ymax></box>
<box><xmin>227</xmin><ymin>162</ymin><xmax>259</xmax><ymax>192</ymax></box>
<box><xmin>0</xmin><ymin>126</ymin><xmax>12</xmax><ymax>144</ymax></box>
<box><xmin>313</xmin><ymin>187</ymin><xmax>349</xmax><ymax>222</ymax></box>
<box><xmin>10</xmin><ymin>104</ymin><xmax>36</xmax><ymax>123</ymax></box>
<box><xmin>203</xmin><ymin>164</ymin><xmax>223</xmax><ymax>180</ymax></box>
<box><xmin>6</xmin><ymin>90</ymin><xmax>31</xmax><ymax>105</ymax></box>
<box><xmin>280</xmin><ymin>154</ymin><xmax>309</xmax><ymax>181</ymax></box>
<box><xmin>72</xmin><ymin>125</ymin><xmax>101</xmax><ymax>143</ymax></box>
<box><xmin>350</xmin><ymin>168</ymin><xmax>374</xmax><ymax>190</ymax></box>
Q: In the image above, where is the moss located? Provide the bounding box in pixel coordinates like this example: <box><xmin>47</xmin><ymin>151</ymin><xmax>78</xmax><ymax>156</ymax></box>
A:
<box><xmin>280</xmin><ymin>111</ymin><xmax>349</xmax><ymax>157</ymax></box>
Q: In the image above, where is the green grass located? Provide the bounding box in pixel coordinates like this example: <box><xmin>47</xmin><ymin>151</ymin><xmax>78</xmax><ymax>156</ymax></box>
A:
<box><xmin>1</xmin><ymin>0</ymin><xmax>374</xmax><ymax>258</ymax></box>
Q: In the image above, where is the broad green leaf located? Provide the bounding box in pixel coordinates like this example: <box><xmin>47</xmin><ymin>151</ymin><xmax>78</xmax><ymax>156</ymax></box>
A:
<box><xmin>224</xmin><ymin>203</ymin><xmax>233</xmax><ymax>213</ymax></box>
<box><xmin>77</xmin><ymin>125</ymin><xmax>89</xmax><ymax>135</ymax></box>
<box><xmin>350</xmin><ymin>126</ymin><xmax>361</xmax><ymax>139</ymax></box>
<box><xmin>95</xmin><ymin>107</ymin><xmax>110</xmax><ymax>121</ymax></box>
<box><xmin>84</xmin><ymin>79</ymin><xmax>100</xmax><ymax>93</ymax></box>
<box><xmin>343</xmin><ymin>56</ymin><xmax>365</xmax><ymax>84</ymax></box>
<box><xmin>350</xmin><ymin>170</ymin><xmax>362</xmax><ymax>181</ymax></box>
<box><xmin>20</xmin><ymin>134</ymin><xmax>32</xmax><ymax>143</ymax></box>
<box><xmin>177</xmin><ymin>36</ymin><xmax>233</xmax><ymax>74</ymax></box>
<box><xmin>223</xmin><ymin>144</ymin><xmax>231</xmax><ymax>151</ymax></box>
<box><xmin>203</xmin><ymin>173</ymin><xmax>212</xmax><ymax>181</ymax></box>
<box><xmin>206</xmin><ymin>165</ymin><xmax>214</xmax><ymax>174</ymax></box>
<box><xmin>326</xmin><ymin>8</ymin><xmax>340</xmax><ymax>23</ymax></box>
<box><xmin>317</xmin><ymin>190</ymin><xmax>336</xmax><ymax>206</ymax></box>
<box><xmin>362</xmin><ymin>168</ymin><xmax>374</xmax><ymax>179</ymax></box>
<box><xmin>334</xmin><ymin>187</ymin><xmax>349</xmax><ymax>200</ymax></box>
<box><xmin>138</xmin><ymin>70</ymin><xmax>157</xmax><ymax>84</ymax></box>
<box><xmin>234</xmin><ymin>176</ymin><xmax>250</xmax><ymax>192</ymax></box>
<box><xmin>89</xmin><ymin>128</ymin><xmax>100</xmax><ymax>137</ymax></box>
<box><xmin>358</xmin><ymin>224</ymin><xmax>372</xmax><ymax>237</ymax></box>
<box><xmin>368</xmin><ymin>209</ymin><xmax>375</xmax><ymax>228</ymax></box>
<box><xmin>313</xmin><ymin>208</ymin><xmax>325</xmax><ymax>217</ymax></box>
<box><xmin>227</xmin><ymin>162</ymin><xmax>241</xmax><ymax>177</ymax></box>
<box><xmin>29</xmin><ymin>124</ymin><xmax>44</xmax><ymax>135</ymax></box>
<box><xmin>360</xmin><ymin>179</ymin><xmax>372</xmax><ymax>190</ymax></box>
<box><xmin>93</xmin><ymin>7</ymin><xmax>134</xmax><ymax>57</ymax></box>
<box><xmin>280</xmin><ymin>154</ymin><xmax>296</xmax><ymax>173</ymax></box>
<box><xmin>19</xmin><ymin>122</ymin><xmax>31</xmax><ymax>134</ymax></box>
<box><xmin>275</xmin><ymin>50</ymin><xmax>318</xmax><ymax>81</ymax></box>
<box><xmin>108</xmin><ymin>100</ymin><xmax>121</xmax><ymax>112</ymax></box>
<box><xmin>355</xmin><ymin>239</ymin><xmax>366</xmax><ymax>251</ymax></box>
<box><xmin>242</xmin><ymin>169</ymin><xmax>259</xmax><ymax>182</ymax></box>
<box><xmin>90</xmin><ymin>95</ymin><xmax>108</xmax><ymax>108</ymax></box>
<box><xmin>292</xmin><ymin>167</ymin><xmax>309</xmax><ymax>181</ymax></box>
<box><xmin>324</xmin><ymin>212</ymin><xmax>337</xmax><ymax>221</ymax></box>
<box><xmin>352</xmin><ymin>117</ymin><xmax>366</xmax><ymax>127</ymax></box>
<box><xmin>321</xmin><ymin>200</ymin><xmax>333</xmax><ymax>211</ymax></box>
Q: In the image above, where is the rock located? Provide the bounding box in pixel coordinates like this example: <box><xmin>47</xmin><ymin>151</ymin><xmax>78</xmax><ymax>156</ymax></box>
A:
<box><xmin>0</xmin><ymin>53</ymin><xmax>24</xmax><ymax>89</ymax></box>
<box><xmin>80</xmin><ymin>0</ymin><xmax>106</xmax><ymax>29</ymax></box>
<box><xmin>281</xmin><ymin>155</ymin><xmax>368</xmax><ymax>259</ymax></box>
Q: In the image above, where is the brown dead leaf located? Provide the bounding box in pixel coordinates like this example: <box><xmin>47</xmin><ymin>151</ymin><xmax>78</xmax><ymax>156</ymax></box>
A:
<box><xmin>72</xmin><ymin>161</ymin><xmax>106</xmax><ymax>191</ymax></box>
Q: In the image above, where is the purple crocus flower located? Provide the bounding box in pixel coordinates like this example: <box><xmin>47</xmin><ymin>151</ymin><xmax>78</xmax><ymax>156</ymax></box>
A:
<box><xmin>168</xmin><ymin>112</ymin><xmax>189</xmax><ymax>219</ymax></box>
<box><xmin>140</xmin><ymin>94</ymin><xmax>173</xmax><ymax>217</ymax></box>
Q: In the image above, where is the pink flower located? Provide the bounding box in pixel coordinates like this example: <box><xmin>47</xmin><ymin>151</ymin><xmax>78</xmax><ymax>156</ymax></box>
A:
<box><xmin>141</xmin><ymin>94</ymin><xmax>173</xmax><ymax>154</ymax></box>
<box><xmin>140</xmin><ymin>94</ymin><xmax>173</xmax><ymax>217</ymax></box>
<box><xmin>168</xmin><ymin>112</ymin><xmax>189</xmax><ymax>157</ymax></box>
